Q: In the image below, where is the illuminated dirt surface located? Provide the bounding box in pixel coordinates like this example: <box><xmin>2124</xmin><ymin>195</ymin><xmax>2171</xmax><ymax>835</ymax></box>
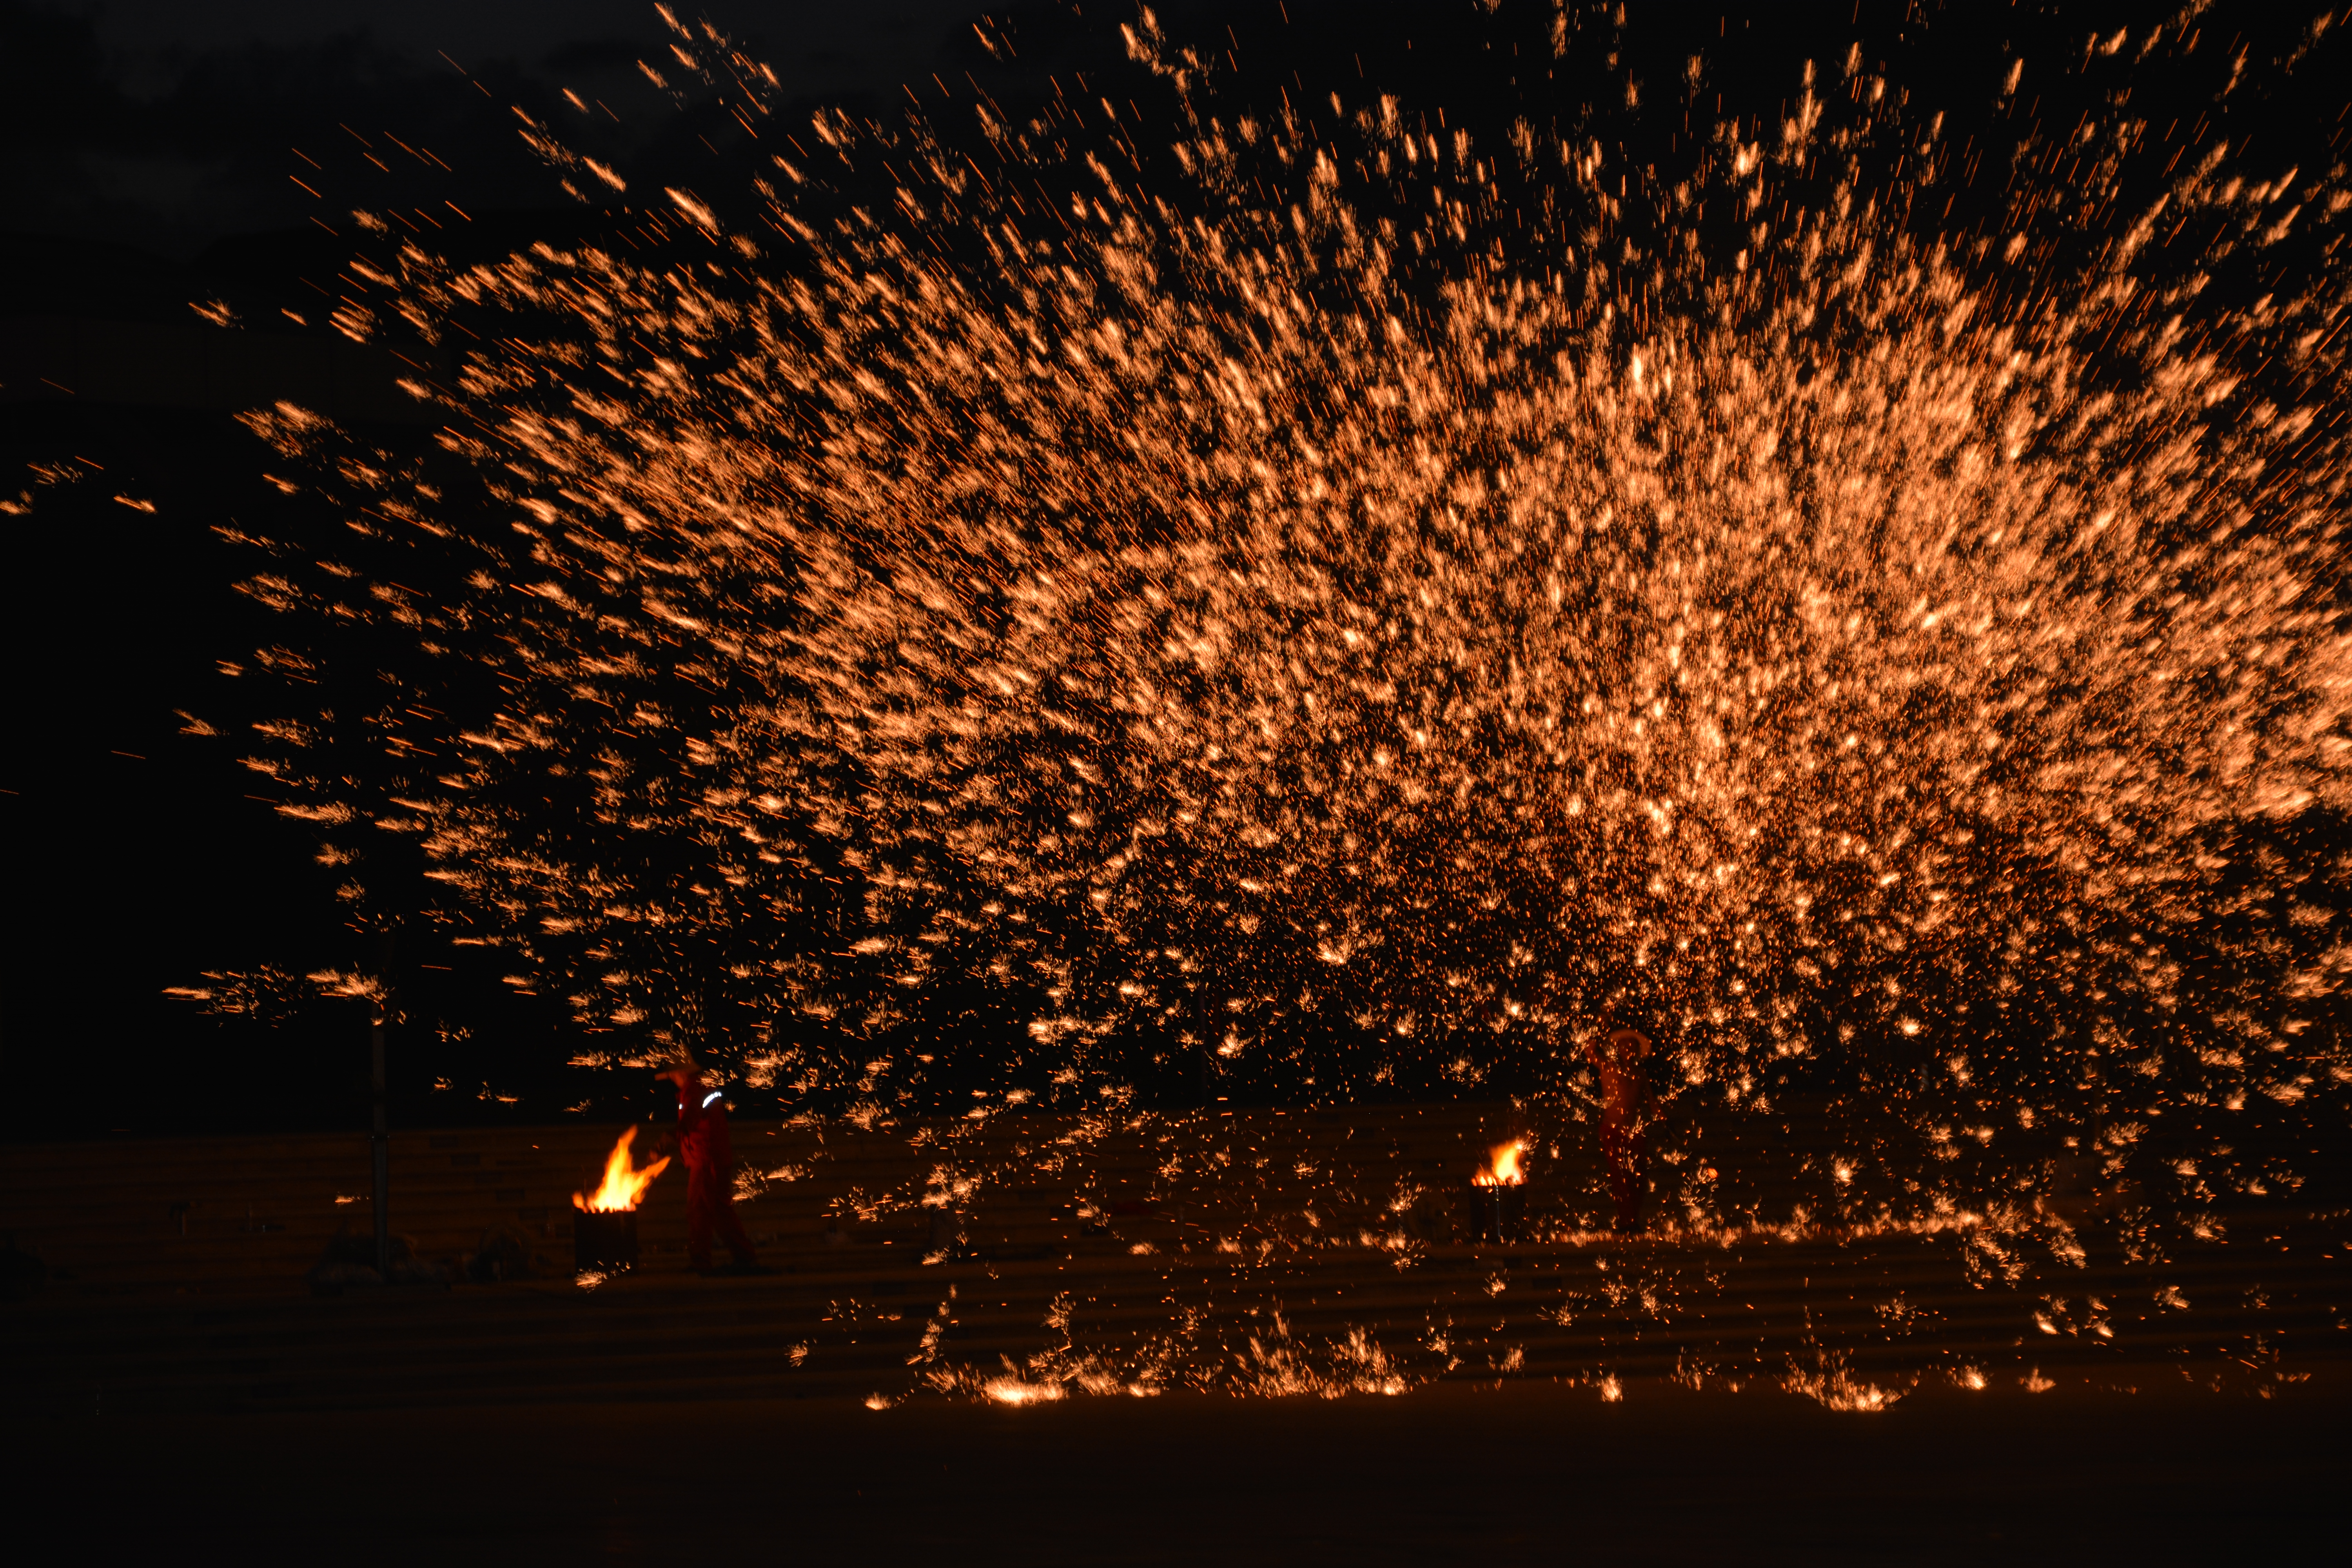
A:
<box><xmin>7</xmin><ymin>1106</ymin><xmax>2344</xmax><ymax>1559</ymax></box>
<box><xmin>7</xmin><ymin>1107</ymin><xmax>2343</xmax><ymax>1416</ymax></box>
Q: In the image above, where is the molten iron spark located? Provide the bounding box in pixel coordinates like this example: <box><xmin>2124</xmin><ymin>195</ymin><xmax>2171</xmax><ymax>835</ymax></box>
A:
<box><xmin>194</xmin><ymin>5</ymin><xmax>2352</xmax><ymax>1234</ymax></box>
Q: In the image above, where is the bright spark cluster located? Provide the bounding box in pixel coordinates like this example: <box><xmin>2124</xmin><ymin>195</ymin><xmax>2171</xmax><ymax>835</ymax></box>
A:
<box><xmin>212</xmin><ymin>7</ymin><xmax>2352</xmax><ymax>1214</ymax></box>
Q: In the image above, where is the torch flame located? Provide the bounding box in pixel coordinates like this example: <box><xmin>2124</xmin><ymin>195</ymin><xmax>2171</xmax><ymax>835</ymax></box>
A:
<box><xmin>1474</xmin><ymin>1139</ymin><xmax>1527</xmax><ymax>1187</ymax></box>
<box><xmin>573</xmin><ymin>1125</ymin><xmax>671</xmax><ymax>1212</ymax></box>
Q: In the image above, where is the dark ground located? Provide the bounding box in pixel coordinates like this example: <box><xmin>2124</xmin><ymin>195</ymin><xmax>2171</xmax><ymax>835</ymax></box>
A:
<box><xmin>10</xmin><ymin>1377</ymin><xmax>2347</xmax><ymax>1563</ymax></box>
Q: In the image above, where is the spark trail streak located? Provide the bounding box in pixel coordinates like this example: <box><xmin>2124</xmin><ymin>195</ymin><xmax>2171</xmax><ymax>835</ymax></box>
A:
<box><xmin>211</xmin><ymin>5</ymin><xmax>2352</xmax><ymax>1222</ymax></box>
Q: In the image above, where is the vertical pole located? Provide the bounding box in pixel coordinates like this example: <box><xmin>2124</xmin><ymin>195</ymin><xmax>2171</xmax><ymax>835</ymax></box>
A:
<box><xmin>371</xmin><ymin>930</ymin><xmax>396</xmax><ymax>1280</ymax></box>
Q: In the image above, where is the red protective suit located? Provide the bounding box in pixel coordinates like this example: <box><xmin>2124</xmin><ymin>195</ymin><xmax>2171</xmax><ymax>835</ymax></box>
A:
<box><xmin>1584</xmin><ymin>1028</ymin><xmax>1653</xmax><ymax>1230</ymax></box>
<box><xmin>677</xmin><ymin>1076</ymin><xmax>757</xmax><ymax>1270</ymax></box>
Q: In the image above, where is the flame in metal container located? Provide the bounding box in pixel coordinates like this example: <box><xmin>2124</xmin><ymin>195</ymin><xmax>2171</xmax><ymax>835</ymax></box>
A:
<box><xmin>1474</xmin><ymin>1140</ymin><xmax>1527</xmax><ymax>1187</ymax></box>
<box><xmin>573</xmin><ymin>1125</ymin><xmax>670</xmax><ymax>1213</ymax></box>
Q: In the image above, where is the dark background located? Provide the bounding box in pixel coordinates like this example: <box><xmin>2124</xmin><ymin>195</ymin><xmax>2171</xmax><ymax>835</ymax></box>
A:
<box><xmin>4</xmin><ymin>0</ymin><xmax>2339</xmax><ymax>1137</ymax></box>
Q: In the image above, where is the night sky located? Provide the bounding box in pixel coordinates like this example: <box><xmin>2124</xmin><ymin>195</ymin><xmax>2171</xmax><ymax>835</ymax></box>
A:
<box><xmin>5</xmin><ymin>0</ymin><xmax>2336</xmax><ymax>1137</ymax></box>
<box><xmin>4</xmin><ymin>0</ymin><xmax>1334</xmax><ymax>1136</ymax></box>
<box><xmin>8</xmin><ymin>1</ymin><xmax>1013</xmax><ymax>258</ymax></box>
<box><xmin>4</xmin><ymin>1</ymin><xmax>1074</xmax><ymax>1135</ymax></box>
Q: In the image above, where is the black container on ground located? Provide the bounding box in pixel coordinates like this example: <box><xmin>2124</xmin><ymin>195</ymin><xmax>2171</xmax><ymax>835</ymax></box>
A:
<box><xmin>1465</xmin><ymin>1183</ymin><xmax>1526</xmax><ymax>1244</ymax></box>
<box><xmin>573</xmin><ymin>1208</ymin><xmax>639</xmax><ymax>1272</ymax></box>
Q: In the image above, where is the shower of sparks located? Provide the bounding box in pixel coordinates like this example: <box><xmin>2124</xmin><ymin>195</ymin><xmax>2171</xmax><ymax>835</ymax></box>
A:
<box><xmin>192</xmin><ymin>4</ymin><xmax>2352</xmax><ymax>1231</ymax></box>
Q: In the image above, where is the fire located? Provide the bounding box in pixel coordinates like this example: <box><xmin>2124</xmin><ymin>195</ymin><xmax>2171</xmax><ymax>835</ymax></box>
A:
<box><xmin>1474</xmin><ymin>1140</ymin><xmax>1527</xmax><ymax>1187</ymax></box>
<box><xmin>573</xmin><ymin>1125</ymin><xmax>670</xmax><ymax>1212</ymax></box>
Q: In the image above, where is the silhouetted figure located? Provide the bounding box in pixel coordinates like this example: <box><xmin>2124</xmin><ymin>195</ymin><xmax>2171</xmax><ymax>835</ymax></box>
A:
<box><xmin>467</xmin><ymin>1224</ymin><xmax>541</xmax><ymax>1283</ymax></box>
<box><xmin>659</xmin><ymin>1058</ymin><xmax>760</xmax><ymax>1273</ymax></box>
<box><xmin>307</xmin><ymin>1221</ymin><xmax>445</xmax><ymax>1293</ymax></box>
<box><xmin>1584</xmin><ymin>1026</ymin><xmax>1654</xmax><ymax>1230</ymax></box>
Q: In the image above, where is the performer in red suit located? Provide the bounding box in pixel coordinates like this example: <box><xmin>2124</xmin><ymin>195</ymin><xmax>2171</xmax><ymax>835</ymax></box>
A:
<box><xmin>1583</xmin><ymin>1025</ymin><xmax>1654</xmax><ymax>1231</ymax></box>
<box><xmin>659</xmin><ymin>1058</ymin><xmax>759</xmax><ymax>1272</ymax></box>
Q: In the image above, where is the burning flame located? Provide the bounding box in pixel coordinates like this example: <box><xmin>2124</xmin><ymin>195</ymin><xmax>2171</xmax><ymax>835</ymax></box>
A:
<box><xmin>1474</xmin><ymin>1140</ymin><xmax>1527</xmax><ymax>1187</ymax></box>
<box><xmin>573</xmin><ymin>1125</ymin><xmax>670</xmax><ymax>1212</ymax></box>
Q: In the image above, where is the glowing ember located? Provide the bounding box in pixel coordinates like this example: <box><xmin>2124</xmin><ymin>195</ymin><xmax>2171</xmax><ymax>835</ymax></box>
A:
<box><xmin>1473</xmin><ymin>1140</ymin><xmax>1527</xmax><ymax>1188</ymax></box>
<box><xmin>1783</xmin><ymin>1356</ymin><xmax>1904</xmax><ymax>1414</ymax></box>
<box><xmin>981</xmin><ymin>1378</ymin><xmax>1067</xmax><ymax>1406</ymax></box>
<box><xmin>573</xmin><ymin>1126</ymin><xmax>670</xmax><ymax>1213</ymax></box>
